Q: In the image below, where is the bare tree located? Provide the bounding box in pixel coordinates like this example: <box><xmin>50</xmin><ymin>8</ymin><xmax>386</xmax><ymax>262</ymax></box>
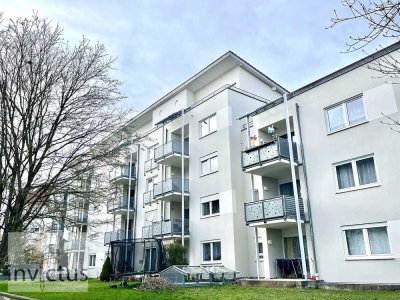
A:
<box><xmin>0</xmin><ymin>13</ymin><xmax>129</xmax><ymax>269</ymax></box>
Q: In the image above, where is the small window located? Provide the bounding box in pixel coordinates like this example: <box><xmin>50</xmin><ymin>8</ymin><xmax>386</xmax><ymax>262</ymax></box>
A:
<box><xmin>89</xmin><ymin>254</ymin><xmax>96</xmax><ymax>267</ymax></box>
<box><xmin>202</xmin><ymin>241</ymin><xmax>221</xmax><ymax>262</ymax></box>
<box><xmin>201</xmin><ymin>199</ymin><xmax>220</xmax><ymax>217</ymax></box>
<box><xmin>258</xmin><ymin>242</ymin><xmax>264</xmax><ymax>259</ymax></box>
<box><xmin>344</xmin><ymin>226</ymin><xmax>391</xmax><ymax>258</ymax></box>
<box><xmin>200</xmin><ymin>114</ymin><xmax>217</xmax><ymax>138</ymax></box>
<box><xmin>326</xmin><ymin>96</ymin><xmax>366</xmax><ymax>132</ymax></box>
<box><xmin>200</xmin><ymin>155</ymin><xmax>218</xmax><ymax>176</ymax></box>
<box><xmin>335</xmin><ymin>156</ymin><xmax>378</xmax><ymax>191</ymax></box>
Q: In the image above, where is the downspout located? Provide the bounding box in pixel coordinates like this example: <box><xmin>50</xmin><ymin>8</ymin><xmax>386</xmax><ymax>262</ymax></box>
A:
<box><xmin>295</xmin><ymin>103</ymin><xmax>318</xmax><ymax>276</ymax></box>
<box><xmin>283</xmin><ymin>94</ymin><xmax>308</xmax><ymax>278</ymax></box>
<box><xmin>246</xmin><ymin>115</ymin><xmax>260</xmax><ymax>279</ymax></box>
<box><xmin>181</xmin><ymin>109</ymin><xmax>185</xmax><ymax>247</ymax></box>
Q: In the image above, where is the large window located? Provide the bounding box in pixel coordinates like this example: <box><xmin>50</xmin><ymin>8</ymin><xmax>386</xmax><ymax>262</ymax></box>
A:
<box><xmin>335</xmin><ymin>156</ymin><xmax>378</xmax><ymax>191</ymax></box>
<box><xmin>343</xmin><ymin>225</ymin><xmax>391</xmax><ymax>258</ymax></box>
<box><xmin>200</xmin><ymin>114</ymin><xmax>217</xmax><ymax>138</ymax></box>
<box><xmin>326</xmin><ymin>96</ymin><xmax>366</xmax><ymax>132</ymax></box>
<box><xmin>202</xmin><ymin>241</ymin><xmax>221</xmax><ymax>262</ymax></box>
<box><xmin>88</xmin><ymin>254</ymin><xmax>96</xmax><ymax>267</ymax></box>
<box><xmin>200</xmin><ymin>154</ymin><xmax>218</xmax><ymax>176</ymax></box>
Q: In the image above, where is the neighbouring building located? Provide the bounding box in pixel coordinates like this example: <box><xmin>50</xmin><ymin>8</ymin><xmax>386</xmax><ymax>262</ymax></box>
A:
<box><xmin>66</xmin><ymin>42</ymin><xmax>400</xmax><ymax>284</ymax></box>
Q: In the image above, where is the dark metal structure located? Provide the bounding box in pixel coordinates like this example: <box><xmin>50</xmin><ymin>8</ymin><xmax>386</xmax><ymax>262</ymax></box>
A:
<box><xmin>110</xmin><ymin>238</ymin><xmax>163</xmax><ymax>276</ymax></box>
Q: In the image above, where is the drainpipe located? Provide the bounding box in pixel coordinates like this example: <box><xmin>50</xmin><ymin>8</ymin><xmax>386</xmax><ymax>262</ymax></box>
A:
<box><xmin>295</xmin><ymin>103</ymin><xmax>318</xmax><ymax>276</ymax></box>
<box><xmin>246</xmin><ymin>115</ymin><xmax>260</xmax><ymax>279</ymax></box>
<box><xmin>181</xmin><ymin>108</ymin><xmax>185</xmax><ymax>247</ymax></box>
<box><xmin>283</xmin><ymin>94</ymin><xmax>308</xmax><ymax>279</ymax></box>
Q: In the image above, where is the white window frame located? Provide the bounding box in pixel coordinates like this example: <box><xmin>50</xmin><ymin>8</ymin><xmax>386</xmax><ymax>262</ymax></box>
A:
<box><xmin>325</xmin><ymin>95</ymin><xmax>367</xmax><ymax>133</ymax></box>
<box><xmin>201</xmin><ymin>240</ymin><xmax>222</xmax><ymax>264</ymax></box>
<box><xmin>333</xmin><ymin>154</ymin><xmax>379</xmax><ymax>193</ymax></box>
<box><xmin>200</xmin><ymin>153</ymin><xmax>218</xmax><ymax>176</ymax></box>
<box><xmin>199</xmin><ymin>114</ymin><xmax>217</xmax><ymax>138</ymax></box>
<box><xmin>341</xmin><ymin>223</ymin><xmax>393</xmax><ymax>260</ymax></box>
<box><xmin>88</xmin><ymin>254</ymin><xmax>96</xmax><ymax>267</ymax></box>
<box><xmin>200</xmin><ymin>194</ymin><xmax>220</xmax><ymax>218</ymax></box>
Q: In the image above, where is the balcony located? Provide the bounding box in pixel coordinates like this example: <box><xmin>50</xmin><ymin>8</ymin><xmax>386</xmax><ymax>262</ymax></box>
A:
<box><xmin>107</xmin><ymin>196</ymin><xmax>135</xmax><ymax>214</ymax></box>
<box><xmin>144</xmin><ymin>159</ymin><xmax>159</xmax><ymax>174</ymax></box>
<box><xmin>142</xmin><ymin>218</ymin><xmax>189</xmax><ymax>239</ymax></box>
<box><xmin>64</xmin><ymin>239</ymin><xmax>85</xmax><ymax>252</ymax></box>
<box><xmin>71</xmin><ymin>212</ymin><xmax>88</xmax><ymax>225</ymax></box>
<box><xmin>154</xmin><ymin>140</ymin><xmax>189</xmax><ymax>167</ymax></box>
<box><xmin>104</xmin><ymin>230</ymin><xmax>133</xmax><ymax>245</ymax></box>
<box><xmin>244</xmin><ymin>195</ymin><xmax>305</xmax><ymax>228</ymax></box>
<box><xmin>241</xmin><ymin>138</ymin><xmax>298</xmax><ymax>178</ymax></box>
<box><xmin>110</xmin><ymin>165</ymin><xmax>136</xmax><ymax>185</ymax></box>
<box><xmin>47</xmin><ymin>222</ymin><xmax>63</xmax><ymax>231</ymax></box>
<box><xmin>143</xmin><ymin>191</ymin><xmax>155</xmax><ymax>206</ymax></box>
<box><xmin>153</xmin><ymin>177</ymin><xmax>189</xmax><ymax>202</ymax></box>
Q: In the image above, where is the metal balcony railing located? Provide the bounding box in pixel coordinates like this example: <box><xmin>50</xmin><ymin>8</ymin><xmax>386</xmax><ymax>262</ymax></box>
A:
<box><xmin>154</xmin><ymin>140</ymin><xmax>189</xmax><ymax>162</ymax></box>
<box><xmin>110</xmin><ymin>165</ymin><xmax>136</xmax><ymax>181</ymax></box>
<box><xmin>64</xmin><ymin>239</ymin><xmax>85</xmax><ymax>251</ymax></box>
<box><xmin>153</xmin><ymin>177</ymin><xmax>189</xmax><ymax>198</ymax></box>
<box><xmin>107</xmin><ymin>196</ymin><xmax>135</xmax><ymax>212</ymax></box>
<box><xmin>144</xmin><ymin>159</ymin><xmax>159</xmax><ymax>173</ymax></box>
<box><xmin>142</xmin><ymin>218</ymin><xmax>189</xmax><ymax>238</ymax></box>
<box><xmin>47</xmin><ymin>222</ymin><xmax>63</xmax><ymax>231</ymax></box>
<box><xmin>104</xmin><ymin>230</ymin><xmax>133</xmax><ymax>245</ymax></box>
<box><xmin>143</xmin><ymin>191</ymin><xmax>155</xmax><ymax>206</ymax></box>
<box><xmin>244</xmin><ymin>195</ymin><xmax>305</xmax><ymax>225</ymax></box>
<box><xmin>71</xmin><ymin>212</ymin><xmax>88</xmax><ymax>224</ymax></box>
<box><xmin>241</xmin><ymin>138</ymin><xmax>298</xmax><ymax>169</ymax></box>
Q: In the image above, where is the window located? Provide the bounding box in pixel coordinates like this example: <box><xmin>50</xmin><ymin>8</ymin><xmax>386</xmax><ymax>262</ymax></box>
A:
<box><xmin>89</xmin><ymin>254</ymin><xmax>96</xmax><ymax>267</ymax></box>
<box><xmin>326</xmin><ymin>96</ymin><xmax>366</xmax><ymax>132</ymax></box>
<box><xmin>200</xmin><ymin>114</ymin><xmax>217</xmax><ymax>137</ymax></box>
<box><xmin>344</xmin><ymin>226</ymin><xmax>391</xmax><ymax>258</ymax></box>
<box><xmin>202</xmin><ymin>241</ymin><xmax>221</xmax><ymax>262</ymax></box>
<box><xmin>258</xmin><ymin>242</ymin><xmax>264</xmax><ymax>259</ymax></box>
<box><xmin>200</xmin><ymin>154</ymin><xmax>218</xmax><ymax>175</ymax></box>
<box><xmin>335</xmin><ymin>156</ymin><xmax>378</xmax><ymax>191</ymax></box>
<box><xmin>202</xmin><ymin>200</ymin><xmax>220</xmax><ymax>217</ymax></box>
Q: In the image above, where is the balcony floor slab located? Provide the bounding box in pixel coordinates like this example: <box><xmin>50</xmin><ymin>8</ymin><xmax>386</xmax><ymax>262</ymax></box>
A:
<box><xmin>248</xmin><ymin>218</ymin><xmax>304</xmax><ymax>229</ymax></box>
<box><xmin>155</xmin><ymin>154</ymin><xmax>189</xmax><ymax>167</ymax></box>
<box><xmin>244</xmin><ymin>159</ymin><xmax>295</xmax><ymax>178</ymax></box>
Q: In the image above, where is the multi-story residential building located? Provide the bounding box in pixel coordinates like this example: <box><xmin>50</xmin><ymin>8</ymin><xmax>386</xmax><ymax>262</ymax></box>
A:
<box><xmin>79</xmin><ymin>42</ymin><xmax>399</xmax><ymax>284</ymax></box>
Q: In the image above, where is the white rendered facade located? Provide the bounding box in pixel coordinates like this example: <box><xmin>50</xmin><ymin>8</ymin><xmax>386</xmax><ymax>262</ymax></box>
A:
<box><xmin>80</xmin><ymin>44</ymin><xmax>400</xmax><ymax>284</ymax></box>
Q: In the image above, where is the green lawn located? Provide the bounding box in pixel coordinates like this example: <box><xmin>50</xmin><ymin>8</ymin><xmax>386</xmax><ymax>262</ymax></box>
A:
<box><xmin>0</xmin><ymin>280</ymin><xmax>399</xmax><ymax>300</ymax></box>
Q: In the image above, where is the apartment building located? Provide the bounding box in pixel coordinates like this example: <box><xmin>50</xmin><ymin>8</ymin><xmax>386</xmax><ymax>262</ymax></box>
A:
<box><xmin>74</xmin><ymin>42</ymin><xmax>400</xmax><ymax>284</ymax></box>
<box><xmin>241</xmin><ymin>43</ymin><xmax>400</xmax><ymax>283</ymax></box>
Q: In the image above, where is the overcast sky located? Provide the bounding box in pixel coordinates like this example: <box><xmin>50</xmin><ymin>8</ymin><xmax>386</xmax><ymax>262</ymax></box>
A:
<box><xmin>2</xmin><ymin>0</ymin><xmax>396</xmax><ymax>112</ymax></box>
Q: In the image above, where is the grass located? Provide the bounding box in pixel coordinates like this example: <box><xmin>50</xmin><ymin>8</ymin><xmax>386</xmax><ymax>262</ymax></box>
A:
<box><xmin>0</xmin><ymin>279</ymin><xmax>399</xmax><ymax>300</ymax></box>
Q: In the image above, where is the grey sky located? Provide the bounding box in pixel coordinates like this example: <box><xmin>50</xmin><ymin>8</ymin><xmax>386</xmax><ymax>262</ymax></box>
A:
<box><xmin>2</xmin><ymin>0</ymin><xmax>396</xmax><ymax>112</ymax></box>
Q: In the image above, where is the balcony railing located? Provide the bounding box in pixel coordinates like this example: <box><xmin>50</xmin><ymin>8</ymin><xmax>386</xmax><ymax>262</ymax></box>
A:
<box><xmin>72</xmin><ymin>212</ymin><xmax>88</xmax><ymax>224</ymax></box>
<box><xmin>244</xmin><ymin>195</ymin><xmax>305</xmax><ymax>225</ymax></box>
<box><xmin>47</xmin><ymin>223</ymin><xmax>63</xmax><ymax>231</ymax></box>
<box><xmin>143</xmin><ymin>191</ymin><xmax>155</xmax><ymax>206</ymax></box>
<box><xmin>64</xmin><ymin>239</ymin><xmax>85</xmax><ymax>251</ymax></box>
<box><xmin>107</xmin><ymin>196</ymin><xmax>135</xmax><ymax>213</ymax></box>
<box><xmin>142</xmin><ymin>218</ymin><xmax>189</xmax><ymax>239</ymax></box>
<box><xmin>153</xmin><ymin>177</ymin><xmax>189</xmax><ymax>198</ymax></box>
<box><xmin>242</xmin><ymin>138</ymin><xmax>298</xmax><ymax>169</ymax></box>
<box><xmin>144</xmin><ymin>159</ymin><xmax>159</xmax><ymax>173</ymax></box>
<box><xmin>104</xmin><ymin>230</ymin><xmax>133</xmax><ymax>245</ymax></box>
<box><xmin>110</xmin><ymin>165</ymin><xmax>136</xmax><ymax>181</ymax></box>
<box><xmin>154</xmin><ymin>140</ymin><xmax>189</xmax><ymax>162</ymax></box>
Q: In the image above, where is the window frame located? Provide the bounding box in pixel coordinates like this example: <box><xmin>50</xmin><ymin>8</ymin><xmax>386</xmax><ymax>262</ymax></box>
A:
<box><xmin>88</xmin><ymin>254</ymin><xmax>96</xmax><ymax>267</ymax></box>
<box><xmin>333</xmin><ymin>154</ymin><xmax>379</xmax><ymax>193</ymax></box>
<box><xmin>200</xmin><ymin>195</ymin><xmax>220</xmax><ymax>218</ymax></box>
<box><xmin>199</xmin><ymin>114</ymin><xmax>217</xmax><ymax>138</ymax></box>
<box><xmin>341</xmin><ymin>223</ymin><xmax>393</xmax><ymax>260</ymax></box>
<box><xmin>201</xmin><ymin>240</ymin><xmax>222</xmax><ymax>264</ymax></box>
<box><xmin>200</xmin><ymin>153</ymin><xmax>218</xmax><ymax>176</ymax></box>
<box><xmin>325</xmin><ymin>94</ymin><xmax>367</xmax><ymax>134</ymax></box>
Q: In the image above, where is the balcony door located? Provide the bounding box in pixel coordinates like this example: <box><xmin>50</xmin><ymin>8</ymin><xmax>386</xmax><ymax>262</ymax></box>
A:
<box><xmin>144</xmin><ymin>247</ymin><xmax>157</xmax><ymax>272</ymax></box>
<box><xmin>279</xmin><ymin>181</ymin><xmax>300</xmax><ymax>197</ymax></box>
